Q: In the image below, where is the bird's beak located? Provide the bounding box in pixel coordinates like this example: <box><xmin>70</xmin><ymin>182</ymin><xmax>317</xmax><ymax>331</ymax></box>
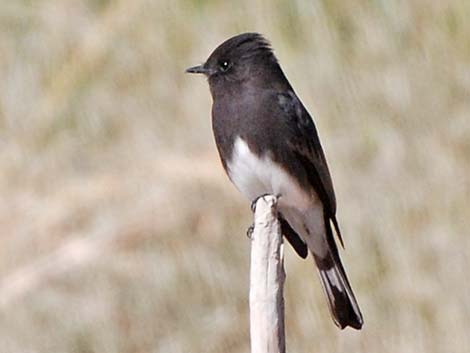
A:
<box><xmin>185</xmin><ymin>64</ymin><xmax>210</xmax><ymax>75</ymax></box>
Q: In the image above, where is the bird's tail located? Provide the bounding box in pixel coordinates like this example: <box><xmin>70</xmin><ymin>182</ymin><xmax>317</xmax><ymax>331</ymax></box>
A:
<box><xmin>313</xmin><ymin>249</ymin><xmax>363</xmax><ymax>330</ymax></box>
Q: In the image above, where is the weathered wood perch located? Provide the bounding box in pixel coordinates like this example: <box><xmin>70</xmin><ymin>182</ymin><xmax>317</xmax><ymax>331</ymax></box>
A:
<box><xmin>250</xmin><ymin>195</ymin><xmax>286</xmax><ymax>353</ymax></box>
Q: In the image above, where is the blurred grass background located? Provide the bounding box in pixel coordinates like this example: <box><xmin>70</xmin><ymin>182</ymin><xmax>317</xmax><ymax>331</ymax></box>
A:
<box><xmin>1</xmin><ymin>0</ymin><xmax>470</xmax><ymax>352</ymax></box>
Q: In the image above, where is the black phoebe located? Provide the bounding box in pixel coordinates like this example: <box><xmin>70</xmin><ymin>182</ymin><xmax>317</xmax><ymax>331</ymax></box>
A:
<box><xmin>186</xmin><ymin>33</ymin><xmax>363</xmax><ymax>330</ymax></box>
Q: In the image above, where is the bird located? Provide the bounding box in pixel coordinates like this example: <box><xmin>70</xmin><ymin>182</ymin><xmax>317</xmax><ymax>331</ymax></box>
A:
<box><xmin>186</xmin><ymin>32</ymin><xmax>363</xmax><ymax>330</ymax></box>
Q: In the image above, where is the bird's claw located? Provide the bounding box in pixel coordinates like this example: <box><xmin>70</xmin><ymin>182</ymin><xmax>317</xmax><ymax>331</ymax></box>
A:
<box><xmin>246</xmin><ymin>224</ymin><xmax>254</xmax><ymax>239</ymax></box>
<box><xmin>250</xmin><ymin>193</ymin><xmax>271</xmax><ymax>213</ymax></box>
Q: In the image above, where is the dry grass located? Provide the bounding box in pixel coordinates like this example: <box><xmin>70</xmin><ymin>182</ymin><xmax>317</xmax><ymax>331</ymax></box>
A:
<box><xmin>1</xmin><ymin>0</ymin><xmax>470</xmax><ymax>352</ymax></box>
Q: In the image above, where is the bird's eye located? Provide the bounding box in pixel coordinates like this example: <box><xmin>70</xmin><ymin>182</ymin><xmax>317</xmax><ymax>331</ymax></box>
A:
<box><xmin>219</xmin><ymin>60</ymin><xmax>231</xmax><ymax>72</ymax></box>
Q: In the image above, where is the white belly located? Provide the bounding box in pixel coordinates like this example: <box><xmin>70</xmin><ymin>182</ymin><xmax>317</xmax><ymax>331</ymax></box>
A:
<box><xmin>227</xmin><ymin>137</ymin><xmax>311</xmax><ymax>210</ymax></box>
<box><xmin>226</xmin><ymin>136</ymin><xmax>327</xmax><ymax>257</ymax></box>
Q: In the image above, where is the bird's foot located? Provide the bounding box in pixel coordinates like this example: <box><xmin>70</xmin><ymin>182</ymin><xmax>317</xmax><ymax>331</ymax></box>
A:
<box><xmin>250</xmin><ymin>193</ymin><xmax>281</xmax><ymax>213</ymax></box>
<box><xmin>246</xmin><ymin>224</ymin><xmax>254</xmax><ymax>240</ymax></box>
<box><xmin>250</xmin><ymin>193</ymin><xmax>271</xmax><ymax>213</ymax></box>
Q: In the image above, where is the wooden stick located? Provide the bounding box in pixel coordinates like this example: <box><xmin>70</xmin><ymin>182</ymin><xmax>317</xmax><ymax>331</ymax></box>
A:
<box><xmin>250</xmin><ymin>195</ymin><xmax>286</xmax><ymax>353</ymax></box>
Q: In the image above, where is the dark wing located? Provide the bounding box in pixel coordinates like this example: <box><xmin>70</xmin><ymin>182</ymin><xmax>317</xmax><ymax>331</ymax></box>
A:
<box><xmin>277</xmin><ymin>91</ymin><xmax>344</xmax><ymax>247</ymax></box>
<box><xmin>279</xmin><ymin>213</ymin><xmax>308</xmax><ymax>258</ymax></box>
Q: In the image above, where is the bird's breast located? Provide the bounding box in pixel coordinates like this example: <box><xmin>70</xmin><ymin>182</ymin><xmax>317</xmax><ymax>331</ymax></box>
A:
<box><xmin>226</xmin><ymin>136</ymin><xmax>311</xmax><ymax>209</ymax></box>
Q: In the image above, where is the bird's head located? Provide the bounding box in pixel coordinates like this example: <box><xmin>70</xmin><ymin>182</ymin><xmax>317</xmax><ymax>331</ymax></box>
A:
<box><xmin>186</xmin><ymin>33</ymin><xmax>281</xmax><ymax>93</ymax></box>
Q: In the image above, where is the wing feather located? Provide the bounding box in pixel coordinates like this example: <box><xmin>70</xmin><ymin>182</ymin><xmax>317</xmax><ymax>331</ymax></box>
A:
<box><xmin>277</xmin><ymin>91</ymin><xmax>344</xmax><ymax>247</ymax></box>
